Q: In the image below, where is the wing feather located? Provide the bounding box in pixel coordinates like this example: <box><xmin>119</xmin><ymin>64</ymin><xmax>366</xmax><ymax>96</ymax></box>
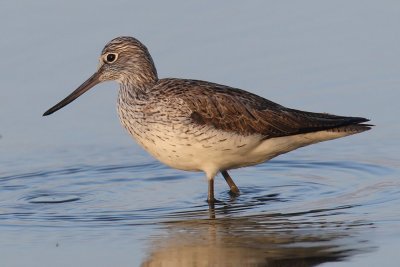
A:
<box><xmin>157</xmin><ymin>79</ymin><xmax>370</xmax><ymax>137</ymax></box>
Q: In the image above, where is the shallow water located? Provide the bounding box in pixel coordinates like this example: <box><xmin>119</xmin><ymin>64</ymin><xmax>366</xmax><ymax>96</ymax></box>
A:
<box><xmin>1</xmin><ymin>1</ymin><xmax>400</xmax><ymax>266</ymax></box>
<box><xmin>2</xmin><ymin>146</ymin><xmax>399</xmax><ymax>266</ymax></box>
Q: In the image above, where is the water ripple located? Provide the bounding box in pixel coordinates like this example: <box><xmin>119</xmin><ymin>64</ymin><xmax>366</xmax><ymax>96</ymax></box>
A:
<box><xmin>0</xmin><ymin>159</ymin><xmax>398</xmax><ymax>232</ymax></box>
<box><xmin>25</xmin><ymin>193</ymin><xmax>81</xmax><ymax>204</ymax></box>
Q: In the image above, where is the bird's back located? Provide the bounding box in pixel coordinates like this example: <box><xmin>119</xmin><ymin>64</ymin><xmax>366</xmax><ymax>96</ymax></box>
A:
<box><xmin>151</xmin><ymin>78</ymin><xmax>371</xmax><ymax>138</ymax></box>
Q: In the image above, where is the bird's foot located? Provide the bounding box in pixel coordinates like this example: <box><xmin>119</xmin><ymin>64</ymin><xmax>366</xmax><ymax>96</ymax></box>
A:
<box><xmin>207</xmin><ymin>197</ymin><xmax>222</xmax><ymax>204</ymax></box>
<box><xmin>207</xmin><ymin>197</ymin><xmax>223</xmax><ymax>210</ymax></box>
<box><xmin>228</xmin><ymin>186</ymin><xmax>240</xmax><ymax>196</ymax></box>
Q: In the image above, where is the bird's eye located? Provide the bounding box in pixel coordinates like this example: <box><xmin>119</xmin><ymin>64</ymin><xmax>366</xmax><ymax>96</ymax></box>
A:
<box><xmin>104</xmin><ymin>53</ymin><xmax>118</xmax><ymax>63</ymax></box>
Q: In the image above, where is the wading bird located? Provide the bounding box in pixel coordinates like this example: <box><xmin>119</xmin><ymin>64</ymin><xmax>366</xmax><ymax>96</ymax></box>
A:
<box><xmin>44</xmin><ymin>36</ymin><xmax>371</xmax><ymax>203</ymax></box>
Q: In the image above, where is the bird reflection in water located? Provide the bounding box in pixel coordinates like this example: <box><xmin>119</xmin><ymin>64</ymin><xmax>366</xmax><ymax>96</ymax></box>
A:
<box><xmin>141</xmin><ymin>206</ymin><xmax>375</xmax><ymax>267</ymax></box>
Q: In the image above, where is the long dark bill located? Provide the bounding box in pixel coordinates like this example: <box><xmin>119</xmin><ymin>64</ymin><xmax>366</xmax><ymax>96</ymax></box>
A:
<box><xmin>43</xmin><ymin>72</ymin><xmax>101</xmax><ymax>116</ymax></box>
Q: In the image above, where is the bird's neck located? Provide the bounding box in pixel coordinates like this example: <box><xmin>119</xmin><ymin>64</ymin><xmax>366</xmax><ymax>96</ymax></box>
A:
<box><xmin>119</xmin><ymin>79</ymin><xmax>156</xmax><ymax>101</ymax></box>
<box><xmin>118</xmin><ymin>49</ymin><xmax>159</xmax><ymax>100</ymax></box>
<box><xmin>119</xmin><ymin>68</ymin><xmax>158</xmax><ymax>100</ymax></box>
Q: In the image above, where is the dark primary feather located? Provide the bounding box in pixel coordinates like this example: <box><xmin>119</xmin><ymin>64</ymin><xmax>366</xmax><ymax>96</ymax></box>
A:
<box><xmin>155</xmin><ymin>78</ymin><xmax>371</xmax><ymax>138</ymax></box>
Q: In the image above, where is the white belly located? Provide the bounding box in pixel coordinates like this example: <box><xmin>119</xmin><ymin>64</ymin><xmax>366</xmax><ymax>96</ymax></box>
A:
<box><xmin>132</xmin><ymin>124</ymin><xmax>355</xmax><ymax>173</ymax></box>
<box><xmin>132</xmin><ymin>123</ymin><xmax>264</xmax><ymax>172</ymax></box>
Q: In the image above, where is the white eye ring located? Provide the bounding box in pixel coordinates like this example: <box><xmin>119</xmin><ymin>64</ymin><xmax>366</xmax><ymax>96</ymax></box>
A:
<box><xmin>103</xmin><ymin>53</ymin><xmax>118</xmax><ymax>63</ymax></box>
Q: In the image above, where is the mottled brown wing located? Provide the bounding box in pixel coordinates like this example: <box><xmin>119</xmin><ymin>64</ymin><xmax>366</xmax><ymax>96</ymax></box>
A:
<box><xmin>169</xmin><ymin>79</ymin><xmax>369</xmax><ymax>138</ymax></box>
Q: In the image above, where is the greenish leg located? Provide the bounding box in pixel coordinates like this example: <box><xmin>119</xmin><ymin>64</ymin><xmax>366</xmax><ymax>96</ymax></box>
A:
<box><xmin>221</xmin><ymin>170</ymin><xmax>240</xmax><ymax>195</ymax></box>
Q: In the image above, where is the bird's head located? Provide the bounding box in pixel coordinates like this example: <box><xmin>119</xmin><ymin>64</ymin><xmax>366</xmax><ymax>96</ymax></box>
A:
<box><xmin>43</xmin><ymin>36</ymin><xmax>158</xmax><ymax>116</ymax></box>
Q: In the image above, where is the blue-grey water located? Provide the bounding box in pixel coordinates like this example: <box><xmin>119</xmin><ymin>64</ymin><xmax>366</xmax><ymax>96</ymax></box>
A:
<box><xmin>1</xmin><ymin>1</ymin><xmax>400</xmax><ymax>266</ymax></box>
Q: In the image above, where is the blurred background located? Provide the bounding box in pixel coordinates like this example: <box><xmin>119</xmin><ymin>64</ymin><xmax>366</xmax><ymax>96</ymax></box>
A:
<box><xmin>1</xmin><ymin>1</ymin><xmax>399</xmax><ymax>266</ymax></box>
